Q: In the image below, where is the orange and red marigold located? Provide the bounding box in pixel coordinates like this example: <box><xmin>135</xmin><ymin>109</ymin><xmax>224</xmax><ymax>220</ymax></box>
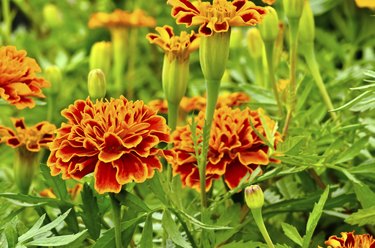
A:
<box><xmin>0</xmin><ymin>46</ymin><xmax>50</xmax><ymax>109</ymax></box>
<box><xmin>47</xmin><ymin>96</ymin><xmax>170</xmax><ymax>194</ymax></box>
<box><xmin>168</xmin><ymin>0</ymin><xmax>266</xmax><ymax>36</ymax></box>
<box><xmin>164</xmin><ymin>106</ymin><xmax>281</xmax><ymax>191</ymax></box>
<box><xmin>323</xmin><ymin>231</ymin><xmax>375</xmax><ymax>248</ymax></box>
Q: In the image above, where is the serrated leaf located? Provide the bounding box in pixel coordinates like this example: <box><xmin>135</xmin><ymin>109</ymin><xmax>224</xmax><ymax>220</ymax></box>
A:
<box><xmin>81</xmin><ymin>183</ymin><xmax>101</xmax><ymax>239</ymax></box>
<box><xmin>162</xmin><ymin>210</ymin><xmax>191</xmax><ymax>248</ymax></box>
<box><xmin>139</xmin><ymin>214</ymin><xmax>153</xmax><ymax>248</ymax></box>
<box><xmin>25</xmin><ymin>230</ymin><xmax>87</xmax><ymax>247</ymax></box>
<box><xmin>18</xmin><ymin>209</ymin><xmax>71</xmax><ymax>243</ymax></box>
<box><xmin>335</xmin><ymin>137</ymin><xmax>368</xmax><ymax>164</ymax></box>
<box><xmin>302</xmin><ymin>187</ymin><xmax>329</xmax><ymax>248</ymax></box>
<box><xmin>346</xmin><ymin>206</ymin><xmax>375</xmax><ymax>226</ymax></box>
<box><xmin>281</xmin><ymin>223</ymin><xmax>303</xmax><ymax>247</ymax></box>
<box><xmin>353</xmin><ymin>183</ymin><xmax>375</xmax><ymax>209</ymax></box>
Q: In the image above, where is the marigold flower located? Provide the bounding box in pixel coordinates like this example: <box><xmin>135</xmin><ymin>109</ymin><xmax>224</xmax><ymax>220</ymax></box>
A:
<box><xmin>164</xmin><ymin>106</ymin><xmax>281</xmax><ymax>191</ymax></box>
<box><xmin>40</xmin><ymin>184</ymin><xmax>83</xmax><ymax>200</ymax></box>
<box><xmin>0</xmin><ymin>46</ymin><xmax>50</xmax><ymax>109</ymax></box>
<box><xmin>323</xmin><ymin>231</ymin><xmax>375</xmax><ymax>248</ymax></box>
<box><xmin>148</xmin><ymin>99</ymin><xmax>169</xmax><ymax>114</ymax></box>
<box><xmin>47</xmin><ymin>96</ymin><xmax>170</xmax><ymax>194</ymax></box>
<box><xmin>147</xmin><ymin>25</ymin><xmax>199</xmax><ymax>62</ymax></box>
<box><xmin>88</xmin><ymin>9</ymin><xmax>156</xmax><ymax>29</ymax></box>
<box><xmin>168</xmin><ymin>0</ymin><xmax>266</xmax><ymax>36</ymax></box>
<box><xmin>355</xmin><ymin>0</ymin><xmax>375</xmax><ymax>8</ymax></box>
<box><xmin>0</xmin><ymin>118</ymin><xmax>56</xmax><ymax>152</ymax></box>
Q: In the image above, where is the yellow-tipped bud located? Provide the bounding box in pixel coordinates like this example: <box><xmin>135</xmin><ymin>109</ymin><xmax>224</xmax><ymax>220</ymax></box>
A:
<box><xmin>43</xmin><ymin>4</ymin><xmax>63</xmax><ymax>28</ymax></box>
<box><xmin>45</xmin><ymin>65</ymin><xmax>62</xmax><ymax>95</ymax></box>
<box><xmin>259</xmin><ymin>7</ymin><xmax>279</xmax><ymax>42</ymax></box>
<box><xmin>230</xmin><ymin>28</ymin><xmax>243</xmax><ymax>49</ymax></box>
<box><xmin>299</xmin><ymin>1</ymin><xmax>315</xmax><ymax>42</ymax></box>
<box><xmin>89</xmin><ymin>41</ymin><xmax>112</xmax><ymax>78</ymax></box>
<box><xmin>88</xmin><ymin>69</ymin><xmax>107</xmax><ymax>99</ymax></box>
<box><xmin>247</xmin><ymin>28</ymin><xmax>264</xmax><ymax>59</ymax></box>
<box><xmin>200</xmin><ymin>31</ymin><xmax>231</xmax><ymax>81</ymax></box>
<box><xmin>245</xmin><ymin>185</ymin><xmax>265</xmax><ymax>209</ymax></box>
<box><xmin>283</xmin><ymin>0</ymin><xmax>305</xmax><ymax>19</ymax></box>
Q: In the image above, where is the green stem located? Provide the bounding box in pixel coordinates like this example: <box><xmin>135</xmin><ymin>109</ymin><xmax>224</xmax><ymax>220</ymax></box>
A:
<box><xmin>282</xmin><ymin>17</ymin><xmax>300</xmax><ymax>137</ymax></box>
<box><xmin>111</xmin><ymin>28</ymin><xmax>128</xmax><ymax>97</ymax></box>
<box><xmin>251</xmin><ymin>208</ymin><xmax>275</xmax><ymax>248</ymax></box>
<box><xmin>47</xmin><ymin>93</ymin><xmax>56</xmax><ymax>122</ymax></box>
<box><xmin>126</xmin><ymin>28</ymin><xmax>138</xmax><ymax>99</ymax></box>
<box><xmin>2</xmin><ymin>0</ymin><xmax>11</xmax><ymax>44</ymax></box>
<box><xmin>264</xmin><ymin>41</ymin><xmax>283</xmax><ymax>116</ymax></box>
<box><xmin>167</xmin><ymin>102</ymin><xmax>178</xmax><ymax>132</ymax></box>
<box><xmin>302</xmin><ymin>43</ymin><xmax>337</xmax><ymax>121</ymax></box>
<box><xmin>110</xmin><ymin>193</ymin><xmax>123</xmax><ymax>248</ymax></box>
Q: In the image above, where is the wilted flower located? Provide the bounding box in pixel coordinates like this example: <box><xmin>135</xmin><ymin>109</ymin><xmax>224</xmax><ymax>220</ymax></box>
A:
<box><xmin>323</xmin><ymin>231</ymin><xmax>375</xmax><ymax>248</ymax></box>
<box><xmin>168</xmin><ymin>0</ymin><xmax>266</xmax><ymax>36</ymax></box>
<box><xmin>0</xmin><ymin>46</ymin><xmax>50</xmax><ymax>109</ymax></box>
<box><xmin>47</xmin><ymin>96</ymin><xmax>170</xmax><ymax>194</ymax></box>
<box><xmin>164</xmin><ymin>106</ymin><xmax>281</xmax><ymax>191</ymax></box>
<box><xmin>88</xmin><ymin>9</ymin><xmax>156</xmax><ymax>29</ymax></box>
<box><xmin>0</xmin><ymin>118</ymin><xmax>56</xmax><ymax>193</ymax></box>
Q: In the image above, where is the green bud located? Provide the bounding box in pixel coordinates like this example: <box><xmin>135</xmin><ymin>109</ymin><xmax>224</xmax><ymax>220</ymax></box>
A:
<box><xmin>230</xmin><ymin>28</ymin><xmax>243</xmax><ymax>49</ymax></box>
<box><xmin>88</xmin><ymin>69</ymin><xmax>107</xmax><ymax>99</ymax></box>
<box><xmin>299</xmin><ymin>1</ymin><xmax>315</xmax><ymax>42</ymax></box>
<box><xmin>162</xmin><ymin>55</ymin><xmax>189</xmax><ymax>106</ymax></box>
<box><xmin>200</xmin><ymin>30</ymin><xmax>231</xmax><ymax>81</ymax></box>
<box><xmin>90</xmin><ymin>41</ymin><xmax>112</xmax><ymax>78</ymax></box>
<box><xmin>43</xmin><ymin>4</ymin><xmax>63</xmax><ymax>28</ymax></box>
<box><xmin>283</xmin><ymin>0</ymin><xmax>305</xmax><ymax>19</ymax></box>
<box><xmin>44</xmin><ymin>65</ymin><xmax>62</xmax><ymax>95</ymax></box>
<box><xmin>245</xmin><ymin>185</ymin><xmax>265</xmax><ymax>209</ymax></box>
<box><xmin>14</xmin><ymin>147</ymin><xmax>39</xmax><ymax>194</ymax></box>
<box><xmin>259</xmin><ymin>7</ymin><xmax>279</xmax><ymax>42</ymax></box>
<box><xmin>247</xmin><ymin>28</ymin><xmax>264</xmax><ymax>59</ymax></box>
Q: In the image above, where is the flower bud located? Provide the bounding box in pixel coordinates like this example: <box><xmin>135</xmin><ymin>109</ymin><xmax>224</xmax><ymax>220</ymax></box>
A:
<box><xmin>44</xmin><ymin>65</ymin><xmax>62</xmax><ymax>95</ymax></box>
<box><xmin>245</xmin><ymin>185</ymin><xmax>264</xmax><ymax>209</ymax></box>
<box><xmin>258</xmin><ymin>7</ymin><xmax>279</xmax><ymax>42</ymax></box>
<box><xmin>43</xmin><ymin>4</ymin><xmax>63</xmax><ymax>28</ymax></box>
<box><xmin>88</xmin><ymin>69</ymin><xmax>107</xmax><ymax>99</ymax></box>
<box><xmin>14</xmin><ymin>147</ymin><xmax>40</xmax><ymax>194</ymax></box>
<box><xmin>247</xmin><ymin>28</ymin><xmax>264</xmax><ymax>59</ymax></box>
<box><xmin>200</xmin><ymin>31</ymin><xmax>231</xmax><ymax>81</ymax></box>
<box><xmin>283</xmin><ymin>0</ymin><xmax>305</xmax><ymax>19</ymax></box>
<box><xmin>299</xmin><ymin>1</ymin><xmax>315</xmax><ymax>42</ymax></box>
<box><xmin>89</xmin><ymin>41</ymin><xmax>112</xmax><ymax>78</ymax></box>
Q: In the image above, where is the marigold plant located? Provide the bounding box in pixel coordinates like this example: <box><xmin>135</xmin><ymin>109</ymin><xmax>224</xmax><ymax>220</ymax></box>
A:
<box><xmin>323</xmin><ymin>231</ymin><xmax>375</xmax><ymax>248</ymax></box>
<box><xmin>47</xmin><ymin>96</ymin><xmax>170</xmax><ymax>194</ymax></box>
<box><xmin>0</xmin><ymin>46</ymin><xmax>50</xmax><ymax>109</ymax></box>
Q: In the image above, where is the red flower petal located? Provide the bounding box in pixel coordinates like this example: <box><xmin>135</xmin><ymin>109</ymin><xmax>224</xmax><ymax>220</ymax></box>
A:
<box><xmin>94</xmin><ymin>161</ymin><xmax>122</xmax><ymax>194</ymax></box>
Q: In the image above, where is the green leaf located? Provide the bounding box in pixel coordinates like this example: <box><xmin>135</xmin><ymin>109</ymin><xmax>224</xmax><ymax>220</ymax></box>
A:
<box><xmin>24</xmin><ymin>230</ymin><xmax>87</xmax><ymax>247</ymax></box>
<box><xmin>346</xmin><ymin>206</ymin><xmax>375</xmax><ymax>226</ymax></box>
<box><xmin>81</xmin><ymin>183</ymin><xmax>101</xmax><ymax>239</ymax></box>
<box><xmin>147</xmin><ymin>173</ymin><xmax>168</xmax><ymax>205</ymax></box>
<box><xmin>281</xmin><ymin>223</ymin><xmax>303</xmax><ymax>247</ymax></box>
<box><xmin>0</xmin><ymin>193</ymin><xmax>61</xmax><ymax>207</ymax></box>
<box><xmin>40</xmin><ymin>163</ymin><xmax>69</xmax><ymax>201</ymax></box>
<box><xmin>353</xmin><ymin>183</ymin><xmax>375</xmax><ymax>209</ymax></box>
<box><xmin>18</xmin><ymin>209</ymin><xmax>71</xmax><ymax>243</ymax></box>
<box><xmin>121</xmin><ymin>191</ymin><xmax>151</xmax><ymax>213</ymax></box>
<box><xmin>302</xmin><ymin>187</ymin><xmax>329</xmax><ymax>248</ymax></box>
<box><xmin>220</xmin><ymin>241</ymin><xmax>267</xmax><ymax>248</ymax></box>
<box><xmin>4</xmin><ymin>224</ymin><xmax>17</xmax><ymax>248</ymax></box>
<box><xmin>335</xmin><ymin>137</ymin><xmax>368</xmax><ymax>164</ymax></box>
<box><xmin>176</xmin><ymin>209</ymin><xmax>232</xmax><ymax>230</ymax></box>
<box><xmin>330</xmin><ymin>91</ymin><xmax>372</xmax><ymax>112</ymax></box>
<box><xmin>162</xmin><ymin>209</ymin><xmax>191</xmax><ymax>248</ymax></box>
<box><xmin>139</xmin><ymin>214</ymin><xmax>153</xmax><ymax>248</ymax></box>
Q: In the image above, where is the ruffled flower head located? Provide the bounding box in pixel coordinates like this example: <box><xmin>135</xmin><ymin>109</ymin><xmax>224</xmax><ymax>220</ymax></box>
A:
<box><xmin>323</xmin><ymin>231</ymin><xmax>375</xmax><ymax>248</ymax></box>
<box><xmin>0</xmin><ymin>118</ymin><xmax>56</xmax><ymax>152</ymax></box>
<box><xmin>47</xmin><ymin>96</ymin><xmax>170</xmax><ymax>194</ymax></box>
<box><xmin>88</xmin><ymin>9</ymin><xmax>156</xmax><ymax>29</ymax></box>
<box><xmin>147</xmin><ymin>25</ymin><xmax>199</xmax><ymax>61</ymax></box>
<box><xmin>0</xmin><ymin>46</ymin><xmax>50</xmax><ymax>109</ymax></box>
<box><xmin>167</xmin><ymin>0</ymin><xmax>266</xmax><ymax>36</ymax></box>
<box><xmin>164</xmin><ymin>106</ymin><xmax>281</xmax><ymax>191</ymax></box>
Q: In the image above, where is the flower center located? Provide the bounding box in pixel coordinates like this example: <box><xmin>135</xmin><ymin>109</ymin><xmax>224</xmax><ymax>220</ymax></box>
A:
<box><xmin>201</xmin><ymin>0</ymin><xmax>236</xmax><ymax>23</ymax></box>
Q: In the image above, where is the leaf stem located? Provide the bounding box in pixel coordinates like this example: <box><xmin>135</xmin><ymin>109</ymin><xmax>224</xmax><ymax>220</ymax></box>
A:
<box><xmin>110</xmin><ymin>193</ymin><xmax>123</xmax><ymax>248</ymax></box>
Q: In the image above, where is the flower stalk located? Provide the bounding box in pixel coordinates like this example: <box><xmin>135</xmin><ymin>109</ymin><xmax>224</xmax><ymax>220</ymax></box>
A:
<box><xmin>110</xmin><ymin>193</ymin><xmax>123</xmax><ymax>248</ymax></box>
<box><xmin>126</xmin><ymin>28</ymin><xmax>138</xmax><ymax>99</ymax></box>
<box><xmin>2</xmin><ymin>0</ymin><xmax>11</xmax><ymax>44</ymax></box>
<box><xmin>111</xmin><ymin>28</ymin><xmax>128</xmax><ymax>96</ymax></box>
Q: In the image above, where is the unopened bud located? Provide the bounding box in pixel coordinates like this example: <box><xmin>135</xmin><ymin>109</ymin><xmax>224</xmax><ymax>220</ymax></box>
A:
<box><xmin>259</xmin><ymin>7</ymin><xmax>279</xmax><ymax>42</ymax></box>
<box><xmin>88</xmin><ymin>69</ymin><xmax>107</xmax><ymax>99</ymax></box>
<box><xmin>89</xmin><ymin>41</ymin><xmax>112</xmax><ymax>78</ymax></box>
<box><xmin>43</xmin><ymin>4</ymin><xmax>63</xmax><ymax>28</ymax></box>
<box><xmin>45</xmin><ymin>65</ymin><xmax>62</xmax><ymax>95</ymax></box>
<box><xmin>283</xmin><ymin>0</ymin><xmax>305</xmax><ymax>19</ymax></box>
<box><xmin>299</xmin><ymin>1</ymin><xmax>315</xmax><ymax>42</ymax></box>
<box><xmin>245</xmin><ymin>185</ymin><xmax>264</xmax><ymax>209</ymax></box>
<box><xmin>247</xmin><ymin>28</ymin><xmax>264</xmax><ymax>59</ymax></box>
